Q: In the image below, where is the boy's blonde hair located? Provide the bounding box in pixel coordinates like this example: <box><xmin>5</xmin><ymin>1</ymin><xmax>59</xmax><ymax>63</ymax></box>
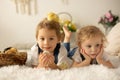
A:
<box><xmin>36</xmin><ymin>18</ymin><xmax>61</xmax><ymax>41</ymax></box>
<box><xmin>76</xmin><ymin>25</ymin><xmax>107</xmax><ymax>48</ymax></box>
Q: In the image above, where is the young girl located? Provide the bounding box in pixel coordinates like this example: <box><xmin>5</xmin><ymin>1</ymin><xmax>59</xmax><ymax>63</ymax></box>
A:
<box><xmin>27</xmin><ymin>18</ymin><xmax>72</xmax><ymax>70</ymax></box>
<box><xmin>69</xmin><ymin>26</ymin><xmax>114</xmax><ymax>68</ymax></box>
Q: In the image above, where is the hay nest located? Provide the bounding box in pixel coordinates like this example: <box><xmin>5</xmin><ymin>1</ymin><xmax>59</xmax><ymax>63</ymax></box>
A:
<box><xmin>0</xmin><ymin>52</ymin><xmax>27</xmax><ymax>67</ymax></box>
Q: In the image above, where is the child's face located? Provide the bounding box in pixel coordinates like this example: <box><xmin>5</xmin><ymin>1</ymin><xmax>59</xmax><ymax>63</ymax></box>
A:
<box><xmin>37</xmin><ymin>28</ymin><xmax>59</xmax><ymax>53</ymax></box>
<box><xmin>80</xmin><ymin>36</ymin><xmax>102</xmax><ymax>59</ymax></box>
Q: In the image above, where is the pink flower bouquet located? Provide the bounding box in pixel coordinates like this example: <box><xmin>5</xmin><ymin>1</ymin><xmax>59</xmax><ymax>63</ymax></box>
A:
<box><xmin>98</xmin><ymin>10</ymin><xmax>119</xmax><ymax>27</ymax></box>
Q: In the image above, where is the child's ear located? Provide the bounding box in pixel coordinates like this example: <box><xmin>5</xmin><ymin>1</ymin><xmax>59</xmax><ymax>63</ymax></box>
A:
<box><xmin>57</xmin><ymin>37</ymin><xmax>61</xmax><ymax>43</ymax></box>
<box><xmin>36</xmin><ymin>39</ymin><xmax>39</xmax><ymax>43</ymax></box>
<box><xmin>57</xmin><ymin>39</ymin><xmax>61</xmax><ymax>43</ymax></box>
<box><xmin>57</xmin><ymin>41</ymin><xmax>61</xmax><ymax>43</ymax></box>
<box><xmin>78</xmin><ymin>42</ymin><xmax>81</xmax><ymax>47</ymax></box>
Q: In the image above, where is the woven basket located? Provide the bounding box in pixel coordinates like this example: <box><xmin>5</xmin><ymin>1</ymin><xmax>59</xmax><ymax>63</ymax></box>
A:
<box><xmin>0</xmin><ymin>52</ymin><xmax>27</xmax><ymax>67</ymax></box>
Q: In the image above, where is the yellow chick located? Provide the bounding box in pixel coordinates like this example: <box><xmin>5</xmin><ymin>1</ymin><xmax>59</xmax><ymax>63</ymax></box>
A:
<box><xmin>4</xmin><ymin>47</ymin><xmax>18</xmax><ymax>54</ymax></box>
<box><xmin>58</xmin><ymin>62</ymin><xmax>68</xmax><ymax>70</ymax></box>
<box><xmin>63</xmin><ymin>20</ymin><xmax>77</xmax><ymax>32</ymax></box>
<box><xmin>47</xmin><ymin>12</ymin><xmax>59</xmax><ymax>22</ymax></box>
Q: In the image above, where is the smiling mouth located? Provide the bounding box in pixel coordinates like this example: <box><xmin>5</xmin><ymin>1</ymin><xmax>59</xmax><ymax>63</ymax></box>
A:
<box><xmin>44</xmin><ymin>47</ymin><xmax>51</xmax><ymax>50</ymax></box>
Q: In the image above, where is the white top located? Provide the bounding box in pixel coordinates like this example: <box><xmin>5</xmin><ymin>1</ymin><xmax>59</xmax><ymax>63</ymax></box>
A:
<box><xmin>26</xmin><ymin>44</ymin><xmax>73</xmax><ymax>69</ymax></box>
<box><xmin>72</xmin><ymin>48</ymin><xmax>119</xmax><ymax>68</ymax></box>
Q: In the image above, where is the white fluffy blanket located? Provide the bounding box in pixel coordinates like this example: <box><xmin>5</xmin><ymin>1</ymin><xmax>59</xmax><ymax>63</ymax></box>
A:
<box><xmin>1</xmin><ymin>23</ymin><xmax>120</xmax><ymax>80</ymax></box>
<box><xmin>0</xmin><ymin>65</ymin><xmax>120</xmax><ymax>80</ymax></box>
<box><xmin>105</xmin><ymin>23</ymin><xmax>120</xmax><ymax>56</ymax></box>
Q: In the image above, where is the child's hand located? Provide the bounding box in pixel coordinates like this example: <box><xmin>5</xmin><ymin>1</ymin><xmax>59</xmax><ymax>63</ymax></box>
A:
<box><xmin>96</xmin><ymin>47</ymin><xmax>104</xmax><ymax>60</ymax></box>
<box><xmin>80</xmin><ymin>49</ymin><xmax>91</xmax><ymax>61</ymax></box>
<box><xmin>63</xmin><ymin>26</ymin><xmax>72</xmax><ymax>37</ymax></box>
<box><xmin>38</xmin><ymin>53</ymin><xmax>55</xmax><ymax>67</ymax></box>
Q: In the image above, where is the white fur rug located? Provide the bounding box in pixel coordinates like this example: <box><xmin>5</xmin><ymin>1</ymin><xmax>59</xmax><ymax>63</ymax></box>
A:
<box><xmin>0</xmin><ymin>65</ymin><xmax>120</xmax><ymax>80</ymax></box>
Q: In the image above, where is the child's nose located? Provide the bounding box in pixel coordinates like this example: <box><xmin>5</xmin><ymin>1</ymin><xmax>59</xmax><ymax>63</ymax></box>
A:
<box><xmin>91</xmin><ymin>47</ymin><xmax>96</xmax><ymax>52</ymax></box>
<box><xmin>44</xmin><ymin>40</ymin><xmax>49</xmax><ymax>44</ymax></box>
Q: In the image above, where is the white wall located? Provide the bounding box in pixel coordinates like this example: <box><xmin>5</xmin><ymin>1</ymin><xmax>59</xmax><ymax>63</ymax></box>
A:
<box><xmin>0</xmin><ymin>0</ymin><xmax>120</xmax><ymax>50</ymax></box>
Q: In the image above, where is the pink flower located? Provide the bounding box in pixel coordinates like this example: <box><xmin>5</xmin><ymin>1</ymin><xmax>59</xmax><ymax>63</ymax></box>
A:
<box><xmin>104</xmin><ymin>18</ymin><xmax>108</xmax><ymax>23</ymax></box>
<box><xmin>105</xmin><ymin>11</ymin><xmax>112</xmax><ymax>19</ymax></box>
<box><xmin>98</xmin><ymin>10</ymin><xmax>119</xmax><ymax>27</ymax></box>
<box><xmin>98</xmin><ymin>17</ymin><xmax>103</xmax><ymax>23</ymax></box>
<box><xmin>108</xmin><ymin>17</ymin><xmax>113</xmax><ymax>22</ymax></box>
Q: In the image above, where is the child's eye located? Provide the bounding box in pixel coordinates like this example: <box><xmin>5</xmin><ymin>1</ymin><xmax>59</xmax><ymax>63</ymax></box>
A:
<box><xmin>87</xmin><ymin>45</ymin><xmax>91</xmax><ymax>48</ymax></box>
<box><xmin>40</xmin><ymin>38</ymin><xmax>44</xmax><ymax>41</ymax></box>
<box><xmin>96</xmin><ymin>44</ymin><xmax>100</xmax><ymax>47</ymax></box>
<box><xmin>49</xmin><ymin>38</ymin><xmax>54</xmax><ymax>40</ymax></box>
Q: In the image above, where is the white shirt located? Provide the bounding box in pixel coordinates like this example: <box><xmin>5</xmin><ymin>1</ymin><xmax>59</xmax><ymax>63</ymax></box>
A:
<box><xmin>26</xmin><ymin>44</ymin><xmax>73</xmax><ymax>69</ymax></box>
<box><xmin>72</xmin><ymin>48</ymin><xmax>119</xmax><ymax>67</ymax></box>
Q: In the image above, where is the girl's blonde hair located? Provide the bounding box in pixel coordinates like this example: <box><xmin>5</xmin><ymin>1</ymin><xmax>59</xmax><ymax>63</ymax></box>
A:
<box><xmin>36</xmin><ymin>18</ymin><xmax>61</xmax><ymax>41</ymax></box>
<box><xmin>76</xmin><ymin>25</ymin><xmax>107</xmax><ymax>48</ymax></box>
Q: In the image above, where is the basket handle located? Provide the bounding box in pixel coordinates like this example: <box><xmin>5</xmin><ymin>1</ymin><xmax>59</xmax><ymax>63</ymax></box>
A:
<box><xmin>57</xmin><ymin>12</ymin><xmax>72</xmax><ymax>22</ymax></box>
